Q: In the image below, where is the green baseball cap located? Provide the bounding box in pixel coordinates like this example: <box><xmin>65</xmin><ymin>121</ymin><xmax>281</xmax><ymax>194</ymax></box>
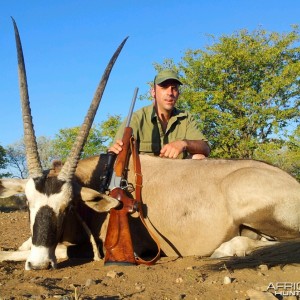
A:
<box><xmin>154</xmin><ymin>69</ymin><xmax>183</xmax><ymax>85</ymax></box>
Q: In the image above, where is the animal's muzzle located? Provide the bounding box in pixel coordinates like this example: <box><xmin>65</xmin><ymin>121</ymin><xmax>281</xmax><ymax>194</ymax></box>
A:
<box><xmin>25</xmin><ymin>260</ymin><xmax>56</xmax><ymax>271</ymax></box>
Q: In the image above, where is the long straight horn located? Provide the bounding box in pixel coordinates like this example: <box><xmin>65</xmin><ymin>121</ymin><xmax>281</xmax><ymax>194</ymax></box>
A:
<box><xmin>58</xmin><ymin>37</ymin><xmax>128</xmax><ymax>182</ymax></box>
<box><xmin>12</xmin><ymin>18</ymin><xmax>43</xmax><ymax>178</ymax></box>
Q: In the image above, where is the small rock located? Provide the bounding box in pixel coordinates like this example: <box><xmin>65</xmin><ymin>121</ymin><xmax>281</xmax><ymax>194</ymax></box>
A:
<box><xmin>258</xmin><ymin>264</ymin><xmax>269</xmax><ymax>272</ymax></box>
<box><xmin>85</xmin><ymin>278</ymin><xmax>96</xmax><ymax>286</ymax></box>
<box><xmin>106</xmin><ymin>270</ymin><xmax>118</xmax><ymax>279</ymax></box>
<box><xmin>223</xmin><ymin>276</ymin><xmax>232</xmax><ymax>284</ymax></box>
<box><xmin>135</xmin><ymin>282</ymin><xmax>145</xmax><ymax>291</ymax></box>
<box><xmin>175</xmin><ymin>277</ymin><xmax>183</xmax><ymax>283</ymax></box>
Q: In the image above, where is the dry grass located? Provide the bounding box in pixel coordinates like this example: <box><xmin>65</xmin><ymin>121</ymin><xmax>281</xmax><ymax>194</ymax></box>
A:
<box><xmin>208</xmin><ymin>239</ymin><xmax>300</xmax><ymax>271</ymax></box>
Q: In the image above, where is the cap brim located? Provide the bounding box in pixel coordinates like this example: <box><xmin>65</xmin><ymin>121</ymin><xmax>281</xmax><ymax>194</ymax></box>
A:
<box><xmin>156</xmin><ymin>77</ymin><xmax>182</xmax><ymax>85</ymax></box>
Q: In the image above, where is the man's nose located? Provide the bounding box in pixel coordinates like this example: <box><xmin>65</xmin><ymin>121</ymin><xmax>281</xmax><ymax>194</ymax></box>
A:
<box><xmin>166</xmin><ymin>86</ymin><xmax>174</xmax><ymax>95</ymax></box>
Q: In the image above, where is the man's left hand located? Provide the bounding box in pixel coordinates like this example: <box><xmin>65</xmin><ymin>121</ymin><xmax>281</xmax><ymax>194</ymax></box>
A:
<box><xmin>159</xmin><ymin>140</ymin><xmax>187</xmax><ymax>159</ymax></box>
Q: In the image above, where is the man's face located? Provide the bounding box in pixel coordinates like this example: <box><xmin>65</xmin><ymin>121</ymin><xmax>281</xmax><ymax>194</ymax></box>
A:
<box><xmin>151</xmin><ymin>80</ymin><xmax>180</xmax><ymax>113</ymax></box>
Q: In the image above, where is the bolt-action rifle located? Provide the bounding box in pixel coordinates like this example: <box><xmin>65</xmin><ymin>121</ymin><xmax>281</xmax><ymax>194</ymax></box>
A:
<box><xmin>99</xmin><ymin>87</ymin><xmax>160</xmax><ymax>265</ymax></box>
<box><xmin>99</xmin><ymin>88</ymin><xmax>140</xmax><ymax>265</ymax></box>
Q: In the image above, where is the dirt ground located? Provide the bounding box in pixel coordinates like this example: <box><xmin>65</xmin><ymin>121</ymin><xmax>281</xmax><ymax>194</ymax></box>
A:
<box><xmin>1</xmin><ymin>210</ymin><xmax>300</xmax><ymax>300</ymax></box>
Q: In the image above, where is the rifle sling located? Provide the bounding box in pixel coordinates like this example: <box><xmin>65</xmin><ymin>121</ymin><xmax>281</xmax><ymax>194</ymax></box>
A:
<box><xmin>130</xmin><ymin>137</ymin><xmax>161</xmax><ymax>265</ymax></box>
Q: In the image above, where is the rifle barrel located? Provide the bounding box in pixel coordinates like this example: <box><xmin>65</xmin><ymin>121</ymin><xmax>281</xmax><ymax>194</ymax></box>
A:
<box><xmin>125</xmin><ymin>87</ymin><xmax>139</xmax><ymax>127</ymax></box>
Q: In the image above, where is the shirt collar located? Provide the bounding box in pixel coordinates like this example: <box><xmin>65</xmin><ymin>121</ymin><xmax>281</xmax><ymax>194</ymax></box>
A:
<box><xmin>150</xmin><ymin>105</ymin><xmax>187</xmax><ymax>121</ymax></box>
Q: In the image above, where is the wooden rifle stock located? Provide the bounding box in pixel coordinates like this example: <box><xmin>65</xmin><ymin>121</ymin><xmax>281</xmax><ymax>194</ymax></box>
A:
<box><xmin>104</xmin><ymin>188</ymin><xmax>137</xmax><ymax>265</ymax></box>
<box><xmin>104</xmin><ymin>129</ymin><xmax>137</xmax><ymax>265</ymax></box>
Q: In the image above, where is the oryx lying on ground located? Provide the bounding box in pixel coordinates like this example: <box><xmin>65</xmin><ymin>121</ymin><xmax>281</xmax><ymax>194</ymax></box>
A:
<box><xmin>1</xmin><ymin>20</ymin><xmax>300</xmax><ymax>270</ymax></box>
<box><xmin>78</xmin><ymin>154</ymin><xmax>300</xmax><ymax>259</ymax></box>
<box><xmin>1</xmin><ymin>153</ymin><xmax>300</xmax><ymax>269</ymax></box>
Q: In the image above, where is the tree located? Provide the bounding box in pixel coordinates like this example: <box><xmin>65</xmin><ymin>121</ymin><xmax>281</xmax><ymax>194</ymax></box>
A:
<box><xmin>100</xmin><ymin>114</ymin><xmax>122</xmax><ymax>146</ymax></box>
<box><xmin>4</xmin><ymin>115</ymin><xmax>121</xmax><ymax>176</ymax></box>
<box><xmin>52</xmin><ymin>126</ymin><xmax>104</xmax><ymax>161</ymax></box>
<box><xmin>5</xmin><ymin>141</ymin><xmax>27</xmax><ymax>178</ymax></box>
<box><xmin>52</xmin><ymin>115</ymin><xmax>122</xmax><ymax>161</ymax></box>
<box><xmin>155</xmin><ymin>27</ymin><xmax>300</xmax><ymax>160</ymax></box>
<box><xmin>5</xmin><ymin>136</ymin><xmax>54</xmax><ymax>178</ymax></box>
<box><xmin>0</xmin><ymin>145</ymin><xmax>11</xmax><ymax>178</ymax></box>
<box><xmin>254</xmin><ymin>125</ymin><xmax>300</xmax><ymax>181</ymax></box>
<box><xmin>37</xmin><ymin>136</ymin><xmax>56</xmax><ymax>169</ymax></box>
<box><xmin>286</xmin><ymin>125</ymin><xmax>300</xmax><ymax>180</ymax></box>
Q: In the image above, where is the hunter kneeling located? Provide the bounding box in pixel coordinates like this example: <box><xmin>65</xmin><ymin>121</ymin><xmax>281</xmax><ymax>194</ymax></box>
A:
<box><xmin>109</xmin><ymin>69</ymin><xmax>210</xmax><ymax>159</ymax></box>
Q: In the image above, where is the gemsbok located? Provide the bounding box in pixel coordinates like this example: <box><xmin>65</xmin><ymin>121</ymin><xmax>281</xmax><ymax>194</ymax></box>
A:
<box><xmin>1</xmin><ymin>19</ymin><xmax>300</xmax><ymax>270</ymax></box>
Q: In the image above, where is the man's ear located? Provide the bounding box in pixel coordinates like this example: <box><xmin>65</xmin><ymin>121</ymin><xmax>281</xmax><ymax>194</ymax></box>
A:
<box><xmin>151</xmin><ymin>86</ymin><xmax>156</xmax><ymax>98</ymax></box>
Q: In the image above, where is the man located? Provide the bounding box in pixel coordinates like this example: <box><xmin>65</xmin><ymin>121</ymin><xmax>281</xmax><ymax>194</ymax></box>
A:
<box><xmin>109</xmin><ymin>69</ymin><xmax>210</xmax><ymax>159</ymax></box>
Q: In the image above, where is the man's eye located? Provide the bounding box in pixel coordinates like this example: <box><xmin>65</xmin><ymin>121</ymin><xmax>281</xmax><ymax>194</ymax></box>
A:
<box><xmin>161</xmin><ymin>84</ymin><xmax>178</xmax><ymax>89</ymax></box>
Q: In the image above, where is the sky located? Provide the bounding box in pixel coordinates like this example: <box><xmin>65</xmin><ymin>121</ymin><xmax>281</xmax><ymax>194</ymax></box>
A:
<box><xmin>0</xmin><ymin>0</ymin><xmax>299</xmax><ymax>147</ymax></box>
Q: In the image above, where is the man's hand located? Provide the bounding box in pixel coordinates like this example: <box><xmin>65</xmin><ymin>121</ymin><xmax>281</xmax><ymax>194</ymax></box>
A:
<box><xmin>159</xmin><ymin>140</ymin><xmax>187</xmax><ymax>159</ymax></box>
<box><xmin>108</xmin><ymin>140</ymin><xmax>123</xmax><ymax>155</ymax></box>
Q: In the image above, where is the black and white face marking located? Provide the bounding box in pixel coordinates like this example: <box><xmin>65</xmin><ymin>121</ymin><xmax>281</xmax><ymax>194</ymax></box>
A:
<box><xmin>24</xmin><ymin>174</ymin><xmax>73</xmax><ymax>270</ymax></box>
<box><xmin>32</xmin><ymin>205</ymin><xmax>58</xmax><ymax>247</ymax></box>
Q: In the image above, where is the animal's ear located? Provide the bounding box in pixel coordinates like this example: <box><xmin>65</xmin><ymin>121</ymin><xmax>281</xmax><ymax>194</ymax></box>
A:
<box><xmin>80</xmin><ymin>187</ymin><xmax>120</xmax><ymax>212</ymax></box>
<box><xmin>0</xmin><ymin>178</ymin><xmax>28</xmax><ymax>198</ymax></box>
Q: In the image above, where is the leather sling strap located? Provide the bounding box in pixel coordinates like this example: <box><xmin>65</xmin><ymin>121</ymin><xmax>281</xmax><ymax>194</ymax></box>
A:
<box><xmin>130</xmin><ymin>136</ymin><xmax>161</xmax><ymax>265</ymax></box>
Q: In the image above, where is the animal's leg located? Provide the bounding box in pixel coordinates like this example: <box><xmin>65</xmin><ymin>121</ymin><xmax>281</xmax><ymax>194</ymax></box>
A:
<box><xmin>210</xmin><ymin>236</ymin><xmax>278</xmax><ymax>258</ymax></box>
<box><xmin>0</xmin><ymin>250</ymin><xmax>30</xmax><ymax>261</ymax></box>
<box><xmin>240</xmin><ymin>225</ymin><xmax>277</xmax><ymax>242</ymax></box>
<box><xmin>54</xmin><ymin>244</ymin><xmax>68</xmax><ymax>260</ymax></box>
<box><xmin>18</xmin><ymin>237</ymin><xmax>32</xmax><ymax>251</ymax></box>
<box><xmin>0</xmin><ymin>244</ymin><xmax>68</xmax><ymax>262</ymax></box>
<box><xmin>73</xmin><ymin>209</ymin><xmax>101</xmax><ymax>261</ymax></box>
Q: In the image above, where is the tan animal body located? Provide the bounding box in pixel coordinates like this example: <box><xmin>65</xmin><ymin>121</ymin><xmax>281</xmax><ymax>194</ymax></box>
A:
<box><xmin>75</xmin><ymin>154</ymin><xmax>300</xmax><ymax>257</ymax></box>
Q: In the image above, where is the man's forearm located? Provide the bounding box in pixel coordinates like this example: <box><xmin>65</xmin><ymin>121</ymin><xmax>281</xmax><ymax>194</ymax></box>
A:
<box><xmin>183</xmin><ymin>140</ymin><xmax>210</xmax><ymax>157</ymax></box>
